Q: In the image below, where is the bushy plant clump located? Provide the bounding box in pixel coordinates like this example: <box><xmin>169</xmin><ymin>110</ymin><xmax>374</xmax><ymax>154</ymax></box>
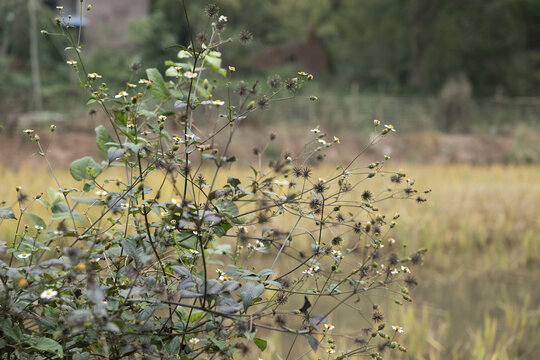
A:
<box><xmin>0</xmin><ymin>3</ymin><xmax>428</xmax><ymax>359</ymax></box>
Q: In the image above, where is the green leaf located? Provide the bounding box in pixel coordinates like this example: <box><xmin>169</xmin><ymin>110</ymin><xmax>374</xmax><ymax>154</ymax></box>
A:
<box><xmin>240</xmin><ymin>282</ymin><xmax>265</xmax><ymax>311</ymax></box>
<box><xmin>215</xmin><ymin>199</ymin><xmax>239</xmax><ymax>217</ymax></box>
<box><xmin>95</xmin><ymin>125</ymin><xmax>116</xmax><ymax>153</ymax></box>
<box><xmin>27</xmin><ymin>212</ymin><xmax>46</xmax><ymax>230</ymax></box>
<box><xmin>146</xmin><ymin>68</ymin><xmax>170</xmax><ymax>99</ymax></box>
<box><xmin>121</xmin><ymin>239</ymin><xmax>142</xmax><ymax>269</ymax></box>
<box><xmin>70</xmin><ymin>156</ymin><xmax>102</xmax><ymax>181</ymax></box>
<box><xmin>0</xmin><ymin>207</ymin><xmax>16</xmax><ymax>220</ymax></box>
<box><xmin>254</xmin><ymin>338</ymin><xmax>267</xmax><ymax>352</ymax></box>
<box><xmin>72</xmin><ymin>197</ymin><xmax>105</xmax><ymax>205</ymax></box>
<box><xmin>305</xmin><ymin>335</ymin><xmax>318</xmax><ymax>352</ymax></box>
<box><xmin>31</xmin><ymin>337</ymin><xmax>63</xmax><ymax>357</ymax></box>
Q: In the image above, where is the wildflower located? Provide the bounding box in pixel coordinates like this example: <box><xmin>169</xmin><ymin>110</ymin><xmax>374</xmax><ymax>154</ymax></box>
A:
<box><xmin>126</xmin><ymin>82</ymin><xmax>136</xmax><ymax>88</ymax></box>
<box><xmin>172</xmin><ymin>136</ymin><xmax>183</xmax><ymax>143</ymax></box>
<box><xmin>87</xmin><ymin>72</ymin><xmax>102</xmax><ymax>79</ymax></box>
<box><xmin>228</xmin><ymin>66</ymin><xmax>236</xmax><ymax>72</ymax></box>
<box><xmin>23</xmin><ymin>129</ymin><xmax>34</xmax><ymax>134</ymax></box>
<box><xmin>238</xmin><ymin>226</ymin><xmax>248</xmax><ymax>233</ymax></box>
<box><xmin>158</xmin><ymin>115</ymin><xmax>167</xmax><ymax>121</ymax></box>
<box><xmin>311</xmin><ymin>265</ymin><xmax>320</xmax><ymax>273</ymax></box>
<box><xmin>331</xmin><ymin>250</ymin><xmax>344</xmax><ymax>260</ymax></box>
<box><xmin>317</xmin><ymin>139</ymin><xmax>327</xmax><ymax>145</ymax></box>
<box><xmin>142</xmin><ymin>130</ymin><xmax>151</xmax><ymax>136</ymax></box>
<box><xmin>255</xmin><ymin>240</ymin><xmax>265</xmax><ymax>249</ymax></box>
<box><xmin>189</xmin><ymin>249</ymin><xmax>199</xmax><ymax>255</ymax></box>
<box><xmin>127</xmin><ymin>123</ymin><xmax>135</xmax><ymax>129</ymax></box>
<box><xmin>401</xmin><ymin>266</ymin><xmax>411</xmax><ymax>273</ymax></box>
<box><xmin>373</xmin><ymin>119</ymin><xmax>380</xmax><ymax>126</ymax></box>
<box><xmin>390</xmin><ymin>268</ymin><xmax>399</xmax><ymax>275</ymax></box>
<box><xmin>18</xmin><ymin>278</ymin><xmax>28</xmax><ymax>287</ymax></box>
<box><xmin>66</xmin><ymin>60</ymin><xmax>77</xmax><ymax>65</ymax></box>
<box><xmin>310</xmin><ymin>126</ymin><xmax>320</xmax><ymax>133</ymax></box>
<box><xmin>327</xmin><ymin>346</ymin><xmax>336</xmax><ymax>354</ymax></box>
<box><xmin>40</xmin><ymin>30</ymin><xmax>48</xmax><ymax>35</ymax></box>
<box><xmin>384</xmin><ymin>124</ymin><xmax>396</xmax><ymax>131</ymax></box>
<box><xmin>392</xmin><ymin>325</ymin><xmax>404</xmax><ymax>333</ymax></box>
<box><xmin>178</xmin><ymin>50</ymin><xmax>191</xmax><ymax>59</ymax></box>
<box><xmin>50</xmin><ymin>124</ymin><xmax>56</xmax><ymax>132</ymax></box>
<box><xmin>115</xmin><ymin>91</ymin><xmax>128</xmax><ymax>98</ymax></box>
<box><xmin>219</xmin><ymin>15</ymin><xmax>227</xmax><ymax>22</ymax></box>
<box><xmin>388</xmin><ymin>237</ymin><xmax>396</xmax><ymax>245</ymax></box>
<box><xmin>189</xmin><ymin>337</ymin><xmax>200</xmax><ymax>345</ymax></box>
<box><xmin>87</xmin><ymin>4</ymin><xmax>92</xmax><ymax>11</ymax></box>
<box><xmin>307</xmin><ymin>74</ymin><xmax>313</xmax><ymax>80</ymax></box>
<box><xmin>35</xmin><ymin>225</ymin><xmax>44</xmax><ymax>231</ymax></box>
<box><xmin>16</xmin><ymin>186</ymin><xmax>22</xmax><ymax>192</ymax></box>
<box><xmin>95</xmin><ymin>190</ymin><xmax>107</xmax><ymax>196</ymax></box>
<box><xmin>212</xmin><ymin>100</ymin><xmax>225</xmax><ymax>106</ymax></box>
<box><xmin>333</xmin><ymin>136</ymin><xmax>340</xmax><ymax>143</ymax></box>
<box><xmin>298</xmin><ymin>71</ymin><xmax>308</xmax><ymax>76</ymax></box>
<box><xmin>56</xmin><ymin>6</ymin><xmax>63</xmax><ymax>10</ymax></box>
<box><xmin>302</xmin><ymin>269</ymin><xmax>313</xmax><ymax>276</ymax></box>
<box><xmin>17</xmin><ymin>253</ymin><xmax>31</xmax><ymax>259</ymax></box>
<box><xmin>139</xmin><ymin>78</ymin><xmax>149</xmax><ymax>84</ymax></box>
<box><xmin>40</xmin><ymin>289</ymin><xmax>58</xmax><ymax>300</ymax></box>
<box><xmin>75</xmin><ymin>262</ymin><xmax>85</xmax><ymax>271</ymax></box>
<box><xmin>273</xmin><ymin>179</ymin><xmax>289</xmax><ymax>187</ymax></box>
<box><xmin>310</xmin><ymin>95</ymin><xmax>318</xmax><ymax>101</ymax></box>
<box><xmin>324</xmin><ymin>323</ymin><xmax>335</xmax><ymax>331</ymax></box>
<box><xmin>160</xmin><ymin>209</ymin><xmax>168</xmax><ymax>217</ymax></box>
<box><xmin>184</xmin><ymin>71</ymin><xmax>197</xmax><ymax>79</ymax></box>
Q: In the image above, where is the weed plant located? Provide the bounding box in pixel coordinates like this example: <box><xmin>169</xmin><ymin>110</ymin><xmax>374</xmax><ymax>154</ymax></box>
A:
<box><xmin>0</xmin><ymin>3</ymin><xmax>429</xmax><ymax>359</ymax></box>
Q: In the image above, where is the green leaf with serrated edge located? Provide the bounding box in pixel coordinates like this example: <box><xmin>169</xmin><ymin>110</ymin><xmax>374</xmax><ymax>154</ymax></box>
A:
<box><xmin>240</xmin><ymin>282</ymin><xmax>265</xmax><ymax>310</ymax></box>
<box><xmin>0</xmin><ymin>207</ymin><xmax>16</xmax><ymax>220</ymax></box>
<box><xmin>95</xmin><ymin>125</ymin><xmax>116</xmax><ymax>153</ymax></box>
<box><xmin>146</xmin><ymin>68</ymin><xmax>170</xmax><ymax>99</ymax></box>
<box><xmin>254</xmin><ymin>338</ymin><xmax>267</xmax><ymax>352</ymax></box>
<box><xmin>27</xmin><ymin>212</ymin><xmax>46</xmax><ymax>229</ymax></box>
<box><xmin>70</xmin><ymin>156</ymin><xmax>102</xmax><ymax>181</ymax></box>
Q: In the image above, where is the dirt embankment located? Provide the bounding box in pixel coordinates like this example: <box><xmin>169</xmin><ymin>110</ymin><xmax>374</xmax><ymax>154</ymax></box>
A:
<box><xmin>0</xmin><ymin>127</ymin><xmax>514</xmax><ymax>170</ymax></box>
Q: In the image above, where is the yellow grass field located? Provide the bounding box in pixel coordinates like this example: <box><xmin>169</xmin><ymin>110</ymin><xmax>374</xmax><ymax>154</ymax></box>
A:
<box><xmin>1</xmin><ymin>163</ymin><xmax>539</xmax><ymax>359</ymax></box>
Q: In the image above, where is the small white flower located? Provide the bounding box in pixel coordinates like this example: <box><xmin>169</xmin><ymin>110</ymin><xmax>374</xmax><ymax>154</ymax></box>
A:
<box><xmin>302</xmin><ymin>269</ymin><xmax>313</xmax><ymax>276</ymax></box>
<box><xmin>212</xmin><ymin>99</ymin><xmax>225</xmax><ymax>106</ymax></box>
<box><xmin>171</xmin><ymin>198</ymin><xmax>177</xmax><ymax>204</ymax></box>
<box><xmin>40</xmin><ymin>289</ymin><xmax>58</xmax><ymax>300</ymax></box>
<box><xmin>327</xmin><ymin>348</ymin><xmax>336</xmax><ymax>354</ymax></box>
<box><xmin>324</xmin><ymin>323</ymin><xmax>335</xmax><ymax>331</ymax></box>
<box><xmin>384</xmin><ymin>124</ymin><xmax>396</xmax><ymax>132</ymax></box>
<box><xmin>317</xmin><ymin>139</ymin><xmax>327</xmax><ymax>145</ymax></box>
<box><xmin>95</xmin><ymin>190</ymin><xmax>107</xmax><ymax>196</ymax></box>
<box><xmin>310</xmin><ymin>126</ymin><xmax>320</xmax><ymax>133</ymax></box>
<box><xmin>228</xmin><ymin>66</ymin><xmax>236</xmax><ymax>72</ymax></box>
<box><xmin>139</xmin><ymin>78</ymin><xmax>149</xmax><ymax>84</ymax></box>
<box><xmin>392</xmin><ymin>325</ymin><xmax>404</xmax><ymax>333</ymax></box>
<box><xmin>373</xmin><ymin>119</ymin><xmax>381</xmax><ymax>126</ymax></box>
<box><xmin>238</xmin><ymin>226</ymin><xmax>248</xmax><ymax>233</ymax></box>
<box><xmin>34</xmin><ymin>225</ymin><xmax>44</xmax><ymax>231</ymax></box>
<box><xmin>115</xmin><ymin>91</ymin><xmax>128</xmax><ymax>98</ymax></box>
<box><xmin>158</xmin><ymin>115</ymin><xmax>167</xmax><ymax>121</ymax></box>
<box><xmin>88</xmin><ymin>72</ymin><xmax>102</xmax><ymax>79</ymax></box>
<box><xmin>219</xmin><ymin>15</ymin><xmax>227</xmax><ymax>22</ymax></box>
<box><xmin>391</xmin><ymin>268</ymin><xmax>399</xmax><ymax>275</ymax></box>
<box><xmin>189</xmin><ymin>337</ymin><xmax>200</xmax><ymax>344</ymax></box>
<box><xmin>298</xmin><ymin>71</ymin><xmax>308</xmax><ymax>76</ymax></box>
<box><xmin>255</xmin><ymin>240</ymin><xmax>265</xmax><ymax>249</ymax></box>
<box><xmin>178</xmin><ymin>50</ymin><xmax>191</xmax><ymax>59</ymax></box>
<box><xmin>401</xmin><ymin>266</ymin><xmax>411</xmax><ymax>273</ymax></box>
<box><xmin>23</xmin><ymin>129</ymin><xmax>34</xmax><ymax>134</ymax></box>
<box><xmin>17</xmin><ymin>253</ymin><xmax>31</xmax><ymax>259</ymax></box>
<box><xmin>310</xmin><ymin>265</ymin><xmax>320</xmax><ymax>273</ymax></box>
<box><xmin>184</xmin><ymin>71</ymin><xmax>197</xmax><ymax>79</ymax></box>
<box><xmin>66</xmin><ymin>60</ymin><xmax>77</xmax><ymax>65</ymax></box>
<box><xmin>333</xmin><ymin>136</ymin><xmax>340</xmax><ymax>143</ymax></box>
<box><xmin>189</xmin><ymin>249</ymin><xmax>199</xmax><ymax>255</ymax></box>
<box><xmin>273</xmin><ymin>179</ymin><xmax>289</xmax><ymax>187</ymax></box>
<box><xmin>126</xmin><ymin>83</ymin><xmax>137</xmax><ymax>88</ymax></box>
